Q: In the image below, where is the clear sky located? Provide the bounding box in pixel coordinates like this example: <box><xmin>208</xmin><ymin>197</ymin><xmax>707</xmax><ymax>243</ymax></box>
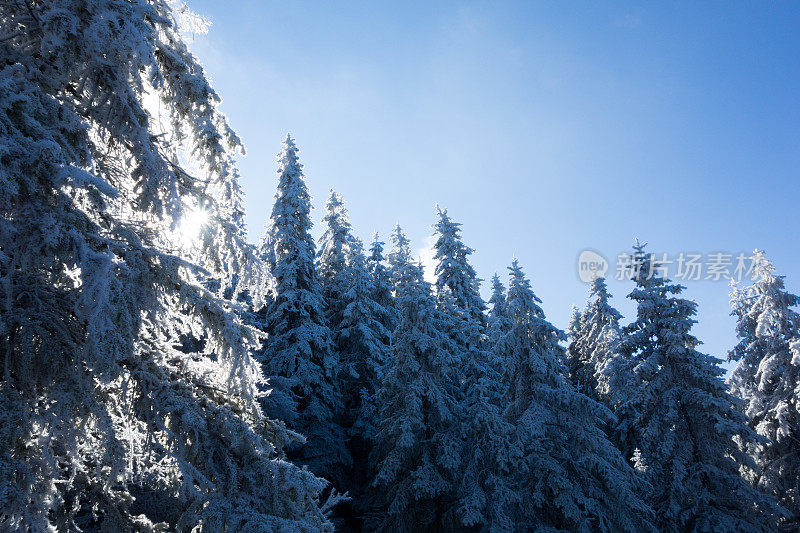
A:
<box><xmin>188</xmin><ymin>1</ymin><xmax>800</xmax><ymax>369</ymax></box>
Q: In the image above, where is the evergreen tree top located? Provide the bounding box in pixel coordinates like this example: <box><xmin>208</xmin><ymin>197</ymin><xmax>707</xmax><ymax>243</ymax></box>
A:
<box><xmin>269</xmin><ymin>136</ymin><xmax>312</xmax><ymax>236</ymax></box>
<box><xmin>622</xmin><ymin>241</ymin><xmax>700</xmax><ymax>353</ymax></box>
<box><xmin>432</xmin><ymin>206</ymin><xmax>486</xmax><ymax>316</ymax></box>
<box><xmin>388</xmin><ymin>224</ymin><xmax>412</xmax><ymax>275</ymax></box>
<box><xmin>586</xmin><ymin>277</ymin><xmax>623</xmax><ymax>323</ymax></box>
<box><xmin>276</xmin><ymin>134</ymin><xmax>302</xmax><ymax>183</ymax></box>
<box><xmin>567</xmin><ymin>304</ymin><xmax>582</xmax><ymax>338</ymax></box>
<box><xmin>318</xmin><ymin>189</ymin><xmax>354</xmax><ymax>285</ymax></box>
<box><xmin>730</xmin><ymin>250</ymin><xmax>799</xmax><ymax>358</ymax></box>
<box><xmin>488</xmin><ymin>273</ymin><xmax>508</xmax><ymax>317</ymax></box>
<box><xmin>506</xmin><ymin>258</ymin><xmax>546</xmax><ymax>321</ymax></box>
<box><xmin>369</xmin><ymin>232</ymin><xmax>386</xmax><ymax>263</ymax></box>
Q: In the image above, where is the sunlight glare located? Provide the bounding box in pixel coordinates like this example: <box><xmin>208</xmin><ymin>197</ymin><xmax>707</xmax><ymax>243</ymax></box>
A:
<box><xmin>177</xmin><ymin>207</ymin><xmax>209</xmax><ymax>246</ymax></box>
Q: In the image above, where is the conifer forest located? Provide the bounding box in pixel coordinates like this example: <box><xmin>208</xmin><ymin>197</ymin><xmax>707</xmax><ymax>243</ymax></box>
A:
<box><xmin>1</xmin><ymin>1</ymin><xmax>798</xmax><ymax>532</ymax></box>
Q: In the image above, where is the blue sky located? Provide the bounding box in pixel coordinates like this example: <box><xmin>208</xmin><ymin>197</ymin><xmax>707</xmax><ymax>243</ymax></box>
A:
<box><xmin>188</xmin><ymin>1</ymin><xmax>800</xmax><ymax>368</ymax></box>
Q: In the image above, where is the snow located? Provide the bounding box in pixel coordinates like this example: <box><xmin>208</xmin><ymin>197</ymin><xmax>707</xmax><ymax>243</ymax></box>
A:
<box><xmin>2</xmin><ymin>0</ymin><xmax>795</xmax><ymax>530</ymax></box>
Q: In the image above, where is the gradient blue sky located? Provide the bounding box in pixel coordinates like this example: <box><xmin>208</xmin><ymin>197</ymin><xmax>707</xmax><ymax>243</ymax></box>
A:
<box><xmin>188</xmin><ymin>1</ymin><xmax>800</xmax><ymax>369</ymax></box>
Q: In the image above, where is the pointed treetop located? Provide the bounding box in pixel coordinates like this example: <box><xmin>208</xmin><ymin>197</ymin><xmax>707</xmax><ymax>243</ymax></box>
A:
<box><xmin>432</xmin><ymin>206</ymin><xmax>484</xmax><ymax>316</ymax></box>
<box><xmin>391</xmin><ymin>223</ymin><xmax>409</xmax><ymax>246</ymax></box>
<box><xmin>320</xmin><ymin>189</ymin><xmax>350</xmax><ymax>238</ymax></box>
<box><xmin>369</xmin><ymin>231</ymin><xmax>385</xmax><ymax>259</ymax></box>
<box><xmin>567</xmin><ymin>305</ymin><xmax>582</xmax><ymax>337</ymax></box>
<box><xmin>751</xmin><ymin>249</ymin><xmax>777</xmax><ymax>279</ymax></box>
<box><xmin>588</xmin><ymin>276</ymin><xmax>613</xmax><ymax>301</ymax></box>
<box><xmin>506</xmin><ymin>258</ymin><xmax>545</xmax><ymax>318</ymax></box>
<box><xmin>389</xmin><ymin>224</ymin><xmax>411</xmax><ymax>263</ymax></box>
<box><xmin>627</xmin><ymin>239</ymin><xmax>671</xmax><ymax>288</ymax></box>
<box><xmin>435</xmin><ymin>203</ymin><xmax>449</xmax><ymax>222</ymax></box>
<box><xmin>489</xmin><ymin>273</ymin><xmax>506</xmax><ymax>304</ymax></box>
<box><xmin>275</xmin><ymin>135</ymin><xmax>302</xmax><ymax>182</ymax></box>
<box><xmin>508</xmin><ymin>258</ymin><xmax>527</xmax><ymax>286</ymax></box>
<box><xmin>318</xmin><ymin>189</ymin><xmax>354</xmax><ymax>286</ymax></box>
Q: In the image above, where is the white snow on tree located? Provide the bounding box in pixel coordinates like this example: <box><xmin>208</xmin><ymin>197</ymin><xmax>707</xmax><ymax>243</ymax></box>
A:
<box><xmin>729</xmin><ymin>250</ymin><xmax>800</xmax><ymax>528</ymax></box>
<box><xmin>432</xmin><ymin>206</ymin><xmax>486</xmax><ymax>321</ymax></box>
<box><xmin>432</xmin><ymin>208</ymin><xmax>517</xmax><ymax>530</ymax></box>
<box><xmin>487</xmin><ymin>273</ymin><xmax>512</xmax><ymax>347</ymax></box>
<box><xmin>257</xmin><ymin>135</ymin><xmax>350</xmax><ymax>487</ymax></box>
<box><xmin>318</xmin><ymin>190</ymin><xmax>354</xmax><ymax>306</ymax></box>
<box><xmin>567</xmin><ymin>304</ymin><xmax>582</xmax><ymax>343</ymax></box>
<box><xmin>566</xmin><ymin>277</ymin><xmax>642</xmax><ymax>458</ymax></box>
<box><xmin>366</xmin><ymin>231</ymin><xmax>397</xmax><ymax>344</ymax></box>
<box><xmin>0</xmin><ymin>1</ymin><xmax>329</xmax><ymax>530</ymax></box>
<box><xmin>567</xmin><ymin>276</ymin><xmax>624</xmax><ymax>402</ymax></box>
<box><xmin>623</xmin><ymin>241</ymin><xmax>779</xmax><ymax>531</ymax></box>
<box><xmin>387</xmin><ymin>223</ymin><xmax>412</xmax><ymax>292</ymax></box>
<box><xmin>351</xmin><ymin>232</ymin><xmax>397</xmax><ymax>467</ymax></box>
<box><xmin>500</xmin><ymin>259</ymin><xmax>654</xmax><ymax>532</ymax></box>
<box><xmin>368</xmin><ymin>231</ymin><xmax>462</xmax><ymax>531</ymax></box>
<box><xmin>317</xmin><ymin>192</ymin><xmax>391</xmax><ymax>510</ymax></box>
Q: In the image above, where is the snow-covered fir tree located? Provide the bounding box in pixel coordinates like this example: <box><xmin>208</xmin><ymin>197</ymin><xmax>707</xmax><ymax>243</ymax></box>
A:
<box><xmin>455</xmin><ymin>354</ymin><xmax>518</xmax><ymax>532</ymax></box>
<box><xmin>432</xmin><ymin>208</ymin><xmax>516</xmax><ymax>530</ymax></box>
<box><xmin>623</xmin><ymin>241</ymin><xmax>778</xmax><ymax>531</ymax></box>
<box><xmin>318</xmin><ymin>192</ymin><xmax>390</xmax><ymax>408</ymax></box>
<box><xmin>567</xmin><ymin>276</ymin><xmax>624</xmax><ymax>401</ymax></box>
<box><xmin>258</xmin><ymin>135</ymin><xmax>350</xmax><ymax>485</ymax></box>
<box><xmin>567</xmin><ymin>305</ymin><xmax>582</xmax><ymax>342</ymax></box>
<box><xmin>596</xmin><ymin>344</ymin><xmax>642</xmax><ymax>462</ymax></box>
<box><xmin>337</xmin><ymin>238</ymin><xmax>393</xmax><ymax>474</ymax></box>
<box><xmin>0</xmin><ymin>2</ymin><xmax>329</xmax><ymax>530</ymax></box>
<box><xmin>366</xmin><ymin>232</ymin><xmax>397</xmax><ymax>341</ymax></box>
<box><xmin>347</xmin><ymin>233</ymin><xmax>398</xmax><ymax>515</ymax></box>
<box><xmin>318</xmin><ymin>190</ymin><xmax>354</xmax><ymax>310</ymax></box>
<box><xmin>387</xmin><ymin>223</ymin><xmax>412</xmax><ymax>291</ymax></box>
<box><xmin>500</xmin><ymin>260</ymin><xmax>654</xmax><ymax>532</ymax></box>
<box><xmin>317</xmin><ymin>192</ymin><xmax>392</xmax><ymax>515</ymax></box>
<box><xmin>315</xmin><ymin>189</ymin><xmax>355</xmax><ymax>412</ymax></box>
<box><xmin>432</xmin><ymin>206</ymin><xmax>486</xmax><ymax>322</ymax></box>
<box><xmin>487</xmin><ymin>273</ymin><xmax>512</xmax><ymax>347</ymax></box>
<box><xmin>729</xmin><ymin>250</ymin><xmax>800</xmax><ymax>528</ymax></box>
<box><xmin>368</xmin><ymin>249</ymin><xmax>462</xmax><ymax>531</ymax></box>
<box><xmin>568</xmin><ymin>277</ymin><xmax>640</xmax><ymax>460</ymax></box>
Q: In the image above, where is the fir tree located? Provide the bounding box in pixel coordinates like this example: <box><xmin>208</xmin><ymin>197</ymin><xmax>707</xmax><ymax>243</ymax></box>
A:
<box><xmin>387</xmin><ymin>224</ymin><xmax>412</xmax><ymax>291</ymax></box>
<box><xmin>0</xmin><ymin>2</ymin><xmax>329</xmax><ymax>530</ymax></box>
<box><xmin>487</xmin><ymin>273</ymin><xmax>512</xmax><ymax>346</ymax></box>
<box><xmin>729</xmin><ymin>250</ymin><xmax>800</xmax><ymax>528</ymax></box>
<box><xmin>346</xmin><ymin>233</ymin><xmax>397</xmax><ymax>521</ymax></box>
<box><xmin>567</xmin><ymin>305</ymin><xmax>582</xmax><ymax>343</ymax></box>
<box><xmin>623</xmin><ymin>241</ymin><xmax>778</xmax><ymax>531</ymax></box>
<box><xmin>501</xmin><ymin>260</ymin><xmax>654</xmax><ymax>532</ymax></box>
<box><xmin>567</xmin><ymin>276</ymin><xmax>624</xmax><ymax>401</ymax></box>
<box><xmin>431</xmin><ymin>208</ymin><xmax>515</xmax><ymax>530</ymax></box>
<box><xmin>259</xmin><ymin>136</ymin><xmax>350</xmax><ymax>485</ymax></box>
<box><xmin>368</xmin><ymin>251</ymin><xmax>461</xmax><ymax>531</ymax></box>
<box><xmin>455</xmin><ymin>352</ymin><xmax>518</xmax><ymax>532</ymax></box>
<box><xmin>318</xmin><ymin>190</ymin><xmax>354</xmax><ymax>312</ymax></box>
<box><xmin>367</xmin><ymin>232</ymin><xmax>397</xmax><ymax>342</ymax></box>
<box><xmin>432</xmin><ymin>206</ymin><xmax>486</xmax><ymax>321</ymax></box>
<box><xmin>317</xmin><ymin>193</ymin><xmax>392</xmax><ymax>519</ymax></box>
<box><xmin>318</xmin><ymin>193</ymin><xmax>390</xmax><ymax>411</ymax></box>
<box><xmin>339</xmin><ymin>240</ymin><xmax>392</xmax><ymax>420</ymax></box>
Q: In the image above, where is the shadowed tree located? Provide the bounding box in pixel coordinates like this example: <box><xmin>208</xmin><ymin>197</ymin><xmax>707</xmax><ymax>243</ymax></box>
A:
<box><xmin>0</xmin><ymin>2</ymin><xmax>329</xmax><ymax>530</ymax></box>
